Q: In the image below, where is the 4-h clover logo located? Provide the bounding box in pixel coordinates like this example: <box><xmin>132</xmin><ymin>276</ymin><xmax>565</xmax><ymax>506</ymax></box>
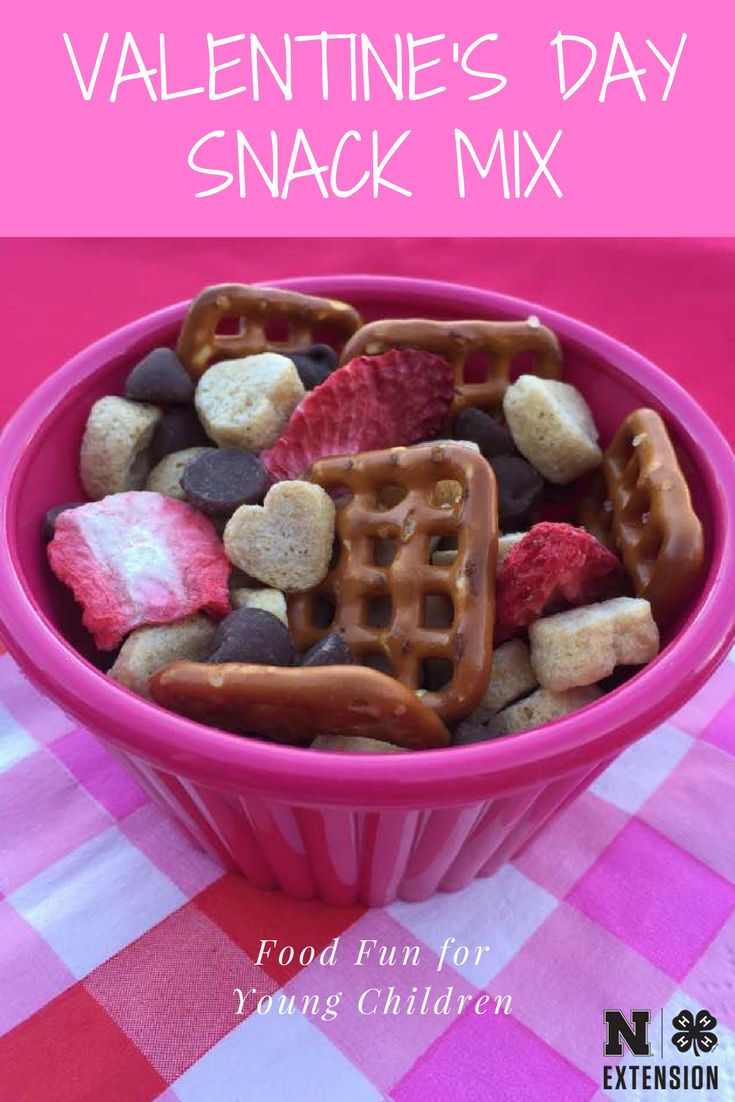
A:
<box><xmin>671</xmin><ymin>1009</ymin><xmax>718</xmax><ymax>1056</ymax></box>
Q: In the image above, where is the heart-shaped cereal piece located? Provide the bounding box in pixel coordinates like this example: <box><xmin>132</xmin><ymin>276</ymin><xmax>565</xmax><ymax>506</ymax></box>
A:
<box><xmin>223</xmin><ymin>481</ymin><xmax>335</xmax><ymax>592</ymax></box>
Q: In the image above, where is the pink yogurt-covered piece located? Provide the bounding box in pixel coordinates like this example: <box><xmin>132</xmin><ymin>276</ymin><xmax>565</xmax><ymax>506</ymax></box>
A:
<box><xmin>47</xmin><ymin>492</ymin><xmax>230</xmax><ymax>650</ymax></box>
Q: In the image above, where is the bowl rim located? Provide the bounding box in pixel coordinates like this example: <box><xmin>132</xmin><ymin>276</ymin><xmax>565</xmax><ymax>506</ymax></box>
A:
<box><xmin>1</xmin><ymin>273</ymin><xmax>735</xmax><ymax>808</ymax></box>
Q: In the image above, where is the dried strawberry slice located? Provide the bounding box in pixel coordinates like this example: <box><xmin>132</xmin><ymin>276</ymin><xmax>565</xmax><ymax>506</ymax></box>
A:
<box><xmin>48</xmin><ymin>491</ymin><xmax>230</xmax><ymax>650</ymax></box>
<box><xmin>495</xmin><ymin>522</ymin><xmax>622</xmax><ymax>643</ymax></box>
<box><xmin>262</xmin><ymin>349</ymin><xmax>454</xmax><ymax>481</ymax></box>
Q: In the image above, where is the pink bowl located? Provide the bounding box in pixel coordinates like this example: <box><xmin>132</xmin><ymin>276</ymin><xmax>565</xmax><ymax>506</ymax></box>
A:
<box><xmin>1</xmin><ymin>276</ymin><xmax>735</xmax><ymax>906</ymax></box>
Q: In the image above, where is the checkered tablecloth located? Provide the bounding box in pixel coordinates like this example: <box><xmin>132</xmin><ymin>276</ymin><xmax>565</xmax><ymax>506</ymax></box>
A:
<box><xmin>1</xmin><ymin>643</ymin><xmax>734</xmax><ymax>1102</ymax></box>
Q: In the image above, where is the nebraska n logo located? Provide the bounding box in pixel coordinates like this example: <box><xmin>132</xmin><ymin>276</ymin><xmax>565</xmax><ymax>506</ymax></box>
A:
<box><xmin>603</xmin><ymin>1009</ymin><xmax>652</xmax><ymax>1057</ymax></box>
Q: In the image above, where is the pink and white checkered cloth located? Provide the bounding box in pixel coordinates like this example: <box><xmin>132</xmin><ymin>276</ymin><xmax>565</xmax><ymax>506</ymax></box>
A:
<box><xmin>1</xmin><ymin>645</ymin><xmax>734</xmax><ymax>1102</ymax></box>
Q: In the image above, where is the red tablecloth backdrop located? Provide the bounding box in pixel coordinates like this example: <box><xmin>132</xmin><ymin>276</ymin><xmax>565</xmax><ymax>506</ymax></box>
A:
<box><xmin>2</xmin><ymin>238</ymin><xmax>734</xmax><ymax>445</ymax></box>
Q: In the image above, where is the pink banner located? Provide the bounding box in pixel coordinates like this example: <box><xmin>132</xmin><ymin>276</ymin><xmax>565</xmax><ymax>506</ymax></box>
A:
<box><xmin>2</xmin><ymin>0</ymin><xmax>731</xmax><ymax>236</ymax></box>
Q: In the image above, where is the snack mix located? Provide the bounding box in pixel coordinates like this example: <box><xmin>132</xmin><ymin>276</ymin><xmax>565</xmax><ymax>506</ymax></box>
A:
<box><xmin>46</xmin><ymin>284</ymin><xmax>706</xmax><ymax>753</ymax></box>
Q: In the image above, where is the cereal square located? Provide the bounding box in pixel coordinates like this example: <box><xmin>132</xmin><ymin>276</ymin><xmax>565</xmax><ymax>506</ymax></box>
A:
<box><xmin>568</xmin><ymin>819</ymin><xmax>735</xmax><ymax>980</ymax></box>
<box><xmin>10</xmin><ymin>827</ymin><xmax>186</xmax><ymax>977</ymax></box>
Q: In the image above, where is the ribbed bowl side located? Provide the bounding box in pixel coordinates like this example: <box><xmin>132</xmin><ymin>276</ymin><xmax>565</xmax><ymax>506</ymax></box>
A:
<box><xmin>112</xmin><ymin>746</ymin><xmax>601</xmax><ymax>906</ymax></box>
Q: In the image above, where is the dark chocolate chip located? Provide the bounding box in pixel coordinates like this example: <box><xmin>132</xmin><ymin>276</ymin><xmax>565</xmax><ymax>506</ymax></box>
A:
<box><xmin>288</xmin><ymin>344</ymin><xmax>339</xmax><ymax>390</ymax></box>
<box><xmin>489</xmin><ymin>455</ymin><xmax>545</xmax><ymax>529</ymax></box>
<box><xmin>453</xmin><ymin>719</ymin><xmax>504</xmax><ymax>746</ymax></box>
<box><xmin>453</xmin><ymin>408</ymin><xmax>517</xmax><ymax>459</ymax></box>
<box><xmin>207</xmin><ymin>608</ymin><xmax>295</xmax><ymax>666</ymax></box>
<box><xmin>301</xmin><ymin>634</ymin><xmax>356</xmax><ymax>667</ymax></box>
<box><xmin>150</xmin><ymin>406</ymin><xmax>211</xmax><ymax>463</ymax></box>
<box><xmin>542</xmin><ymin>480</ymin><xmax>578</xmax><ymax>504</ymax></box>
<box><xmin>43</xmin><ymin>502</ymin><xmax>85</xmax><ymax>542</ymax></box>
<box><xmin>181</xmin><ymin>448</ymin><xmax>269</xmax><ymax>516</ymax></box>
<box><xmin>125</xmin><ymin>348</ymin><xmax>194</xmax><ymax>404</ymax></box>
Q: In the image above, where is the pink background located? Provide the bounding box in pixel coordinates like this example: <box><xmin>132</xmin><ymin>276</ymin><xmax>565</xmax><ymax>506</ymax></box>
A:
<box><xmin>2</xmin><ymin>0</ymin><xmax>732</xmax><ymax>235</ymax></box>
<box><xmin>3</xmin><ymin>237</ymin><xmax>734</xmax><ymax>445</ymax></box>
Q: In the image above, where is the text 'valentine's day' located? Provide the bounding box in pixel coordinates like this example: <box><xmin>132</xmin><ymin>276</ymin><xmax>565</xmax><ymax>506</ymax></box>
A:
<box><xmin>61</xmin><ymin>30</ymin><xmax>687</xmax><ymax>203</ymax></box>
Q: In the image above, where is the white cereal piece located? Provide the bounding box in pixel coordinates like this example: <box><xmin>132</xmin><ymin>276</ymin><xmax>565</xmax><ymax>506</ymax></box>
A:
<box><xmin>431</xmin><ymin>548</ymin><xmax>458</xmax><ymax>567</ymax></box>
<box><xmin>529</xmin><ymin>597</ymin><xmax>660</xmax><ymax>692</ymax></box>
<box><xmin>145</xmin><ymin>447</ymin><xmax>211</xmax><ymax>500</ymax></box>
<box><xmin>108</xmin><ymin>614</ymin><xmax>216</xmax><ymax>699</ymax></box>
<box><xmin>231</xmin><ymin>586</ymin><xmax>288</xmax><ymax>625</ymax></box>
<box><xmin>195</xmin><ymin>353</ymin><xmax>305</xmax><ymax>451</ymax></box>
<box><xmin>224</xmin><ymin>481</ymin><xmax>335</xmax><ymax>592</ymax></box>
<box><xmin>503</xmin><ymin>375</ymin><xmax>602</xmax><ymax>484</ymax></box>
<box><xmin>498</xmin><ymin>532</ymin><xmax>526</xmax><ymax>565</ymax></box>
<box><xmin>489</xmin><ymin>686</ymin><xmax>604</xmax><ymax>736</ymax></box>
<box><xmin>431</xmin><ymin>531</ymin><xmax>525</xmax><ymax>570</ymax></box>
<box><xmin>311</xmin><ymin>734</ymin><xmax>406</xmax><ymax>753</ymax></box>
<box><xmin>80</xmin><ymin>396</ymin><xmax>161</xmax><ymax>500</ymax></box>
<box><xmin>471</xmin><ymin>639</ymin><xmax>538</xmax><ymax>722</ymax></box>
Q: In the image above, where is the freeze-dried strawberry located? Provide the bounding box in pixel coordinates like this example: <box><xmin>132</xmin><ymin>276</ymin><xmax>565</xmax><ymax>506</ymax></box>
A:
<box><xmin>47</xmin><ymin>491</ymin><xmax>230</xmax><ymax>650</ymax></box>
<box><xmin>495</xmin><ymin>522</ymin><xmax>622</xmax><ymax>643</ymax></box>
<box><xmin>262</xmin><ymin>349</ymin><xmax>454</xmax><ymax>481</ymax></box>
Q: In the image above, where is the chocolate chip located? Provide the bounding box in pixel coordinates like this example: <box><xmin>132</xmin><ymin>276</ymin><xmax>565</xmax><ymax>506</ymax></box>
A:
<box><xmin>453</xmin><ymin>719</ymin><xmax>504</xmax><ymax>746</ymax></box>
<box><xmin>181</xmin><ymin>448</ymin><xmax>268</xmax><ymax>516</ymax></box>
<box><xmin>288</xmin><ymin>344</ymin><xmax>339</xmax><ymax>390</ymax></box>
<box><xmin>207</xmin><ymin>608</ymin><xmax>295</xmax><ymax>666</ymax></box>
<box><xmin>43</xmin><ymin>502</ymin><xmax>85</xmax><ymax>542</ymax></box>
<box><xmin>125</xmin><ymin>348</ymin><xmax>194</xmax><ymax>404</ymax></box>
<box><xmin>453</xmin><ymin>408</ymin><xmax>516</xmax><ymax>459</ymax></box>
<box><xmin>301</xmin><ymin>634</ymin><xmax>356</xmax><ymax>667</ymax></box>
<box><xmin>489</xmin><ymin>455</ymin><xmax>545</xmax><ymax>529</ymax></box>
<box><xmin>150</xmin><ymin>406</ymin><xmax>211</xmax><ymax>463</ymax></box>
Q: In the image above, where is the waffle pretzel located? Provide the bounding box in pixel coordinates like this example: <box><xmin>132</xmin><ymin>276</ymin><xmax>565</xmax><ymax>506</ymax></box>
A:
<box><xmin>150</xmin><ymin>663</ymin><xmax>450</xmax><ymax>750</ymax></box>
<box><xmin>176</xmin><ymin>284</ymin><xmax>363</xmax><ymax>381</ymax></box>
<box><xmin>340</xmin><ymin>318</ymin><xmax>563</xmax><ymax>420</ymax></box>
<box><xmin>288</xmin><ymin>443</ymin><xmax>498</xmax><ymax>725</ymax></box>
<box><xmin>578</xmin><ymin>408</ymin><xmax>704</xmax><ymax>625</ymax></box>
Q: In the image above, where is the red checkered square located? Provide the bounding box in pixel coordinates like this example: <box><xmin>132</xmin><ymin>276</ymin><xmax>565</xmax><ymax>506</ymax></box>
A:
<box><xmin>84</xmin><ymin>901</ymin><xmax>277</xmax><ymax>1082</ymax></box>
<box><xmin>0</xmin><ymin>985</ymin><xmax>165</xmax><ymax>1102</ymax></box>
<box><xmin>195</xmin><ymin>873</ymin><xmax>364</xmax><ymax>984</ymax></box>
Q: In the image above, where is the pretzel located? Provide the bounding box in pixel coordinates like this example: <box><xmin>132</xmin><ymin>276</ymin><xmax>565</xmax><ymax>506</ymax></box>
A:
<box><xmin>150</xmin><ymin>663</ymin><xmax>450</xmax><ymax>750</ymax></box>
<box><xmin>176</xmin><ymin>284</ymin><xmax>363</xmax><ymax>381</ymax></box>
<box><xmin>577</xmin><ymin>472</ymin><xmax>616</xmax><ymax>551</ymax></box>
<box><xmin>577</xmin><ymin>408</ymin><xmax>704</xmax><ymax>625</ymax></box>
<box><xmin>288</xmin><ymin>443</ymin><xmax>498</xmax><ymax>725</ymax></box>
<box><xmin>340</xmin><ymin>318</ymin><xmax>563</xmax><ymax>420</ymax></box>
